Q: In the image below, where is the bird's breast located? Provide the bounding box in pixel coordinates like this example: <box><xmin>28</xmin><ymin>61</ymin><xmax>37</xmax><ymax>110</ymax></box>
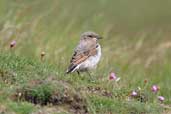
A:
<box><xmin>78</xmin><ymin>44</ymin><xmax>101</xmax><ymax>70</ymax></box>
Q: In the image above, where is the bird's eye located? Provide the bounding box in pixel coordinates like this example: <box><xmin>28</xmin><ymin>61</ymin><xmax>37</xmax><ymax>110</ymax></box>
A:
<box><xmin>88</xmin><ymin>35</ymin><xmax>93</xmax><ymax>37</ymax></box>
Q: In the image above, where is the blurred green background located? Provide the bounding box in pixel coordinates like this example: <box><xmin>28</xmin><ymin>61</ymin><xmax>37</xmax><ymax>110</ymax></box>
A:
<box><xmin>0</xmin><ymin>0</ymin><xmax>171</xmax><ymax>62</ymax></box>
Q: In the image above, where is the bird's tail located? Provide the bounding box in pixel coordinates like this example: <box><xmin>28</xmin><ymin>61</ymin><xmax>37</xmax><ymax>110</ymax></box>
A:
<box><xmin>65</xmin><ymin>64</ymin><xmax>77</xmax><ymax>74</ymax></box>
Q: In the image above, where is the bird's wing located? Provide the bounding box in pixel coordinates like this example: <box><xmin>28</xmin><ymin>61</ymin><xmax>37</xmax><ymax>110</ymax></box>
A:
<box><xmin>66</xmin><ymin>44</ymin><xmax>97</xmax><ymax>73</ymax></box>
<box><xmin>71</xmin><ymin>47</ymin><xmax>97</xmax><ymax>64</ymax></box>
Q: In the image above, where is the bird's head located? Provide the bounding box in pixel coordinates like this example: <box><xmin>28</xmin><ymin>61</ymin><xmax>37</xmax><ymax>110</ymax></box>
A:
<box><xmin>80</xmin><ymin>31</ymin><xmax>102</xmax><ymax>41</ymax></box>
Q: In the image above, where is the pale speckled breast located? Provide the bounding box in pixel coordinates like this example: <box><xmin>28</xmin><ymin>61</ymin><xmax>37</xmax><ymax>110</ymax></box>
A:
<box><xmin>77</xmin><ymin>44</ymin><xmax>101</xmax><ymax>71</ymax></box>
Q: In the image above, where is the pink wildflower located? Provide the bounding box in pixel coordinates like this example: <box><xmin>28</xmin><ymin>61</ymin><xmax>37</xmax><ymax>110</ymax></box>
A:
<box><xmin>158</xmin><ymin>96</ymin><xmax>164</xmax><ymax>102</ymax></box>
<box><xmin>10</xmin><ymin>40</ymin><xmax>16</xmax><ymax>48</ymax></box>
<box><xmin>151</xmin><ymin>85</ymin><xmax>159</xmax><ymax>93</ymax></box>
<box><xmin>109</xmin><ymin>72</ymin><xmax>117</xmax><ymax>80</ymax></box>
<box><xmin>131</xmin><ymin>91</ymin><xmax>138</xmax><ymax>97</ymax></box>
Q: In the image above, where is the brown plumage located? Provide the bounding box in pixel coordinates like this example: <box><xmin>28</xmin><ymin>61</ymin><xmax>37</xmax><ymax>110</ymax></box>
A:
<box><xmin>66</xmin><ymin>31</ymin><xmax>102</xmax><ymax>74</ymax></box>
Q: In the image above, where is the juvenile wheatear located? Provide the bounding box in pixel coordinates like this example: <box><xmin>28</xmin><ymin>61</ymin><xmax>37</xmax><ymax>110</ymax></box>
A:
<box><xmin>66</xmin><ymin>31</ymin><xmax>102</xmax><ymax>75</ymax></box>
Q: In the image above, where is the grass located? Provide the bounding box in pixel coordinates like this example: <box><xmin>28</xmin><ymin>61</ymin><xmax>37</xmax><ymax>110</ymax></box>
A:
<box><xmin>0</xmin><ymin>0</ymin><xmax>171</xmax><ymax>114</ymax></box>
<box><xmin>0</xmin><ymin>52</ymin><xmax>170</xmax><ymax>114</ymax></box>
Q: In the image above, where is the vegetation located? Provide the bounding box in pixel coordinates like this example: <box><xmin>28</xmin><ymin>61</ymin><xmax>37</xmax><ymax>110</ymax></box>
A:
<box><xmin>0</xmin><ymin>0</ymin><xmax>171</xmax><ymax>114</ymax></box>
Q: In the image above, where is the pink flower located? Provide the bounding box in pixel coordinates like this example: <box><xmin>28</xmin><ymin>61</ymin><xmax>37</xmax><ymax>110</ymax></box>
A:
<box><xmin>151</xmin><ymin>85</ymin><xmax>159</xmax><ymax>93</ymax></box>
<box><xmin>10</xmin><ymin>40</ymin><xmax>16</xmax><ymax>48</ymax></box>
<box><xmin>131</xmin><ymin>91</ymin><xmax>138</xmax><ymax>97</ymax></box>
<box><xmin>158</xmin><ymin>96</ymin><xmax>164</xmax><ymax>102</ymax></box>
<box><xmin>109</xmin><ymin>72</ymin><xmax>117</xmax><ymax>80</ymax></box>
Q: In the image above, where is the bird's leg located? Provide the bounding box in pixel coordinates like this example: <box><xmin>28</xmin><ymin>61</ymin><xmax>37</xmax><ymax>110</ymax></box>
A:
<box><xmin>77</xmin><ymin>71</ymin><xmax>80</xmax><ymax>76</ymax></box>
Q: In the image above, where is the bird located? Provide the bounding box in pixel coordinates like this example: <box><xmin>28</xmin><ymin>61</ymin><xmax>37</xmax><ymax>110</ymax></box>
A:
<box><xmin>66</xmin><ymin>31</ymin><xmax>102</xmax><ymax>75</ymax></box>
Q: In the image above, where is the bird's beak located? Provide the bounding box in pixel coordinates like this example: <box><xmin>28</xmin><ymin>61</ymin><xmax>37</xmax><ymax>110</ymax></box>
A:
<box><xmin>98</xmin><ymin>36</ymin><xmax>103</xmax><ymax>39</ymax></box>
